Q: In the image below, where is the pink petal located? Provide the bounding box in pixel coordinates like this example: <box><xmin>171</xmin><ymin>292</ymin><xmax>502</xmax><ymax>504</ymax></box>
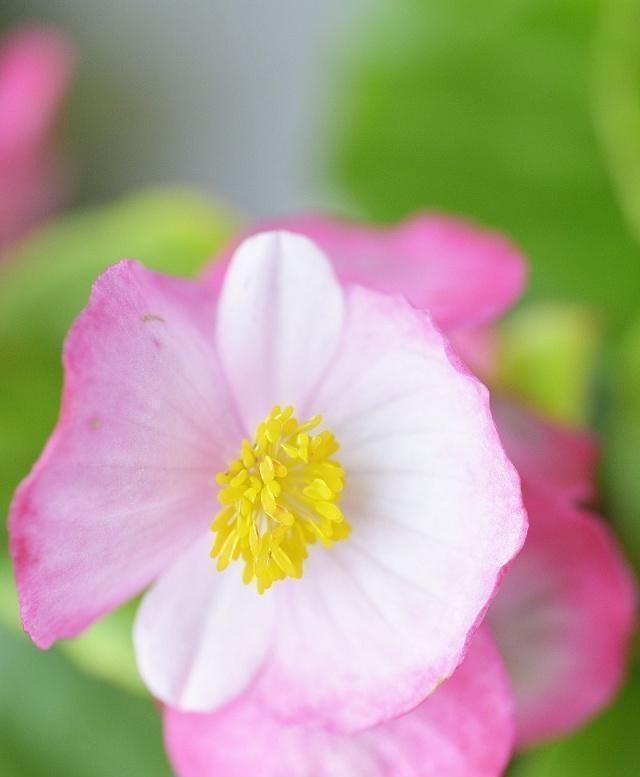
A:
<box><xmin>164</xmin><ymin>627</ymin><xmax>515</xmax><ymax>777</ymax></box>
<box><xmin>448</xmin><ymin>326</ymin><xmax>501</xmax><ymax>381</ymax></box>
<box><xmin>493</xmin><ymin>397</ymin><xmax>599</xmax><ymax>505</ymax></box>
<box><xmin>134</xmin><ymin>534</ymin><xmax>276</xmax><ymax>711</ymax></box>
<box><xmin>0</xmin><ymin>26</ymin><xmax>74</xmax><ymax>250</ymax></box>
<box><xmin>250</xmin><ymin>285</ymin><xmax>526</xmax><ymax>732</ymax></box>
<box><xmin>10</xmin><ymin>261</ymin><xmax>241</xmax><ymax>648</ymax></box>
<box><xmin>488</xmin><ymin>485</ymin><xmax>636</xmax><ymax>748</ymax></box>
<box><xmin>0</xmin><ymin>26</ymin><xmax>74</xmax><ymax>153</ymax></box>
<box><xmin>215</xmin><ymin>231</ymin><xmax>345</xmax><ymax>431</ymax></box>
<box><xmin>207</xmin><ymin>213</ymin><xmax>527</xmax><ymax>331</ymax></box>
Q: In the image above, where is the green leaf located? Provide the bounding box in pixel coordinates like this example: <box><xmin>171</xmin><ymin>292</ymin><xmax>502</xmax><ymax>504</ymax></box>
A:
<box><xmin>594</xmin><ymin>0</ymin><xmax>640</xmax><ymax>244</ymax></box>
<box><xmin>330</xmin><ymin>0</ymin><xmax>640</xmax><ymax>329</ymax></box>
<box><xmin>0</xmin><ymin>624</ymin><xmax>172</xmax><ymax>777</ymax></box>
<box><xmin>495</xmin><ymin>301</ymin><xmax>602</xmax><ymax>425</ymax></box>
<box><xmin>602</xmin><ymin>315</ymin><xmax>640</xmax><ymax>570</ymax></box>
<box><xmin>0</xmin><ymin>562</ymin><xmax>143</xmax><ymax>695</ymax></box>
<box><xmin>510</xmin><ymin>655</ymin><xmax>640</xmax><ymax>777</ymax></box>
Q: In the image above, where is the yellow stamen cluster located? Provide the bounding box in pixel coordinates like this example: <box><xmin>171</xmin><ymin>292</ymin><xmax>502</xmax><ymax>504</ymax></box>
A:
<box><xmin>211</xmin><ymin>405</ymin><xmax>350</xmax><ymax>593</ymax></box>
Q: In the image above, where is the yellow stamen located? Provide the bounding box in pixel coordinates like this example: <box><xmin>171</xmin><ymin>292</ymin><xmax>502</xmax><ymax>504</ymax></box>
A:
<box><xmin>211</xmin><ymin>405</ymin><xmax>349</xmax><ymax>592</ymax></box>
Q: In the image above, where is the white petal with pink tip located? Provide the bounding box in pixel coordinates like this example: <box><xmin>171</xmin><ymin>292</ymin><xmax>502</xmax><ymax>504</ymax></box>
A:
<box><xmin>215</xmin><ymin>231</ymin><xmax>345</xmax><ymax>432</ymax></box>
<box><xmin>135</xmin><ymin>533</ymin><xmax>276</xmax><ymax>711</ymax></box>
<box><xmin>165</xmin><ymin>628</ymin><xmax>515</xmax><ymax>777</ymax></box>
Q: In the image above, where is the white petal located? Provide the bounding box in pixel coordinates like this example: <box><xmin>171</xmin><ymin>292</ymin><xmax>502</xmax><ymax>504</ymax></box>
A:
<box><xmin>134</xmin><ymin>534</ymin><xmax>275</xmax><ymax>711</ymax></box>
<box><xmin>215</xmin><ymin>231</ymin><xmax>345</xmax><ymax>431</ymax></box>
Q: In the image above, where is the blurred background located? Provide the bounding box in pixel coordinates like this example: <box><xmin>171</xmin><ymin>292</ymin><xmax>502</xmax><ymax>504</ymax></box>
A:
<box><xmin>1</xmin><ymin>1</ymin><xmax>639</xmax><ymax>775</ymax></box>
<box><xmin>1</xmin><ymin>0</ymin><xmax>373</xmax><ymax>214</ymax></box>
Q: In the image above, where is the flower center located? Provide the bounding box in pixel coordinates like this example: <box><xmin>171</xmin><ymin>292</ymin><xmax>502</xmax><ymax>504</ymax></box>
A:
<box><xmin>211</xmin><ymin>405</ymin><xmax>350</xmax><ymax>593</ymax></box>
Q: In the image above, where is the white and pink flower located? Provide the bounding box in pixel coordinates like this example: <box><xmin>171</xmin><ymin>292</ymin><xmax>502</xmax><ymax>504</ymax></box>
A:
<box><xmin>9</xmin><ymin>212</ymin><xmax>635</xmax><ymax>776</ymax></box>
<box><xmin>10</xmin><ymin>222</ymin><xmax>527</xmax><ymax>734</ymax></box>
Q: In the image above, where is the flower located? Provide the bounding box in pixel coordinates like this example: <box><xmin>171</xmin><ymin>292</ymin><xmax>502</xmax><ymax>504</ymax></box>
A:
<box><xmin>0</xmin><ymin>26</ymin><xmax>74</xmax><ymax>255</ymax></box>
<box><xmin>158</xmin><ymin>214</ymin><xmax>635</xmax><ymax>777</ymax></box>
<box><xmin>9</xmin><ymin>230</ymin><xmax>526</xmax><ymax>733</ymax></box>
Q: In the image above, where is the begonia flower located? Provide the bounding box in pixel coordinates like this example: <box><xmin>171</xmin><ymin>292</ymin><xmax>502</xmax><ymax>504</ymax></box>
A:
<box><xmin>9</xmin><ymin>230</ymin><xmax>527</xmax><ymax>732</ymax></box>
<box><xmin>0</xmin><ymin>26</ymin><xmax>74</xmax><ymax>255</ymax></box>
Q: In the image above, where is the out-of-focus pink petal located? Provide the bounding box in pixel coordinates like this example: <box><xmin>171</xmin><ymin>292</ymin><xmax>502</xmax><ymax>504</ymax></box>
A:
<box><xmin>0</xmin><ymin>27</ymin><xmax>74</xmax><ymax>152</ymax></box>
<box><xmin>246</xmin><ymin>283</ymin><xmax>526</xmax><ymax>732</ymax></box>
<box><xmin>0</xmin><ymin>26</ymin><xmax>74</xmax><ymax>250</ymax></box>
<box><xmin>134</xmin><ymin>534</ymin><xmax>275</xmax><ymax>712</ymax></box>
<box><xmin>488</xmin><ymin>485</ymin><xmax>636</xmax><ymax>748</ymax></box>
<box><xmin>493</xmin><ymin>396</ymin><xmax>599</xmax><ymax>505</ymax></box>
<box><xmin>164</xmin><ymin>628</ymin><xmax>515</xmax><ymax>777</ymax></box>
<box><xmin>10</xmin><ymin>261</ymin><xmax>241</xmax><ymax>649</ymax></box>
<box><xmin>207</xmin><ymin>213</ymin><xmax>527</xmax><ymax>332</ymax></box>
<box><xmin>449</xmin><ymin>326</ymin><xmax>500</xmax><ymax>381</ymax></box>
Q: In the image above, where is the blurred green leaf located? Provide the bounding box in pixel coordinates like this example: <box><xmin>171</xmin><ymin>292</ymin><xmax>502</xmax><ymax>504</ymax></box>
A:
<box><xmin>0</xmin><ymin>564</ymin><xmax>142</xmax><ymax>695</ymax></box>
<box><xmin>510</xmin><ymin>654</ymin><xmax>640</xmax><ymax>777</ymax></box>
<box><xmin>602</xmin><ymin>315</ymin><xmax>640</xmax><ymax>570</ymax></box>
<box><xmin>331</xmin><ymin>0</ymin><xmax>640</xmax><ymax>329</ymax></box>
<box><xmin>496</xmin><ymin>301</ymin><xmax>601</xmax><ymax>425</ymax></box>
<box><xmin>0</xmin><ymin>624</ymin><xmax>172</xmax><ymax>777</ymax></box>
<box><xmin>60</xmin><ymin>601</ymin><xmax>142</xmax><ymax>694</ymax></box>
<box><xmin>595</xmin><ymin>0</ymin><xmax>640</xmax><ymax>244</ymax></box>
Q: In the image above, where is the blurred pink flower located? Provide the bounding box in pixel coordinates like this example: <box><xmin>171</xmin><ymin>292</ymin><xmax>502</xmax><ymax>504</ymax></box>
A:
<box><xmin>9</xmin><ymin>231</ymin><xmax>526</xmax><ymax>734</ymax></box>
<box><xmin>0</xmin><ymin>26</ymin><xmax>74</xmax><ymax>255</ymax></box>
<box><xmin>489</xmin><ymin>398</ymin><xmax>636</xmax><ymax>747</ymax></box>
<box><xmin>156</xmin><ymin>214</ymin><xmax>636</xmax><ymax>777</ymax></box>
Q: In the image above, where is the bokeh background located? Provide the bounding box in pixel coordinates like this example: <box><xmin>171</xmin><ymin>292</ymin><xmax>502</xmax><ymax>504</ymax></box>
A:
<box><xmin>1</xmin><ymin>0</ymin><xmax>373</xmax><ymax>214</ymax></box>
<box><xmin>1</xmin><ymin>1</ymin><xmax>638</xmax><ymax>775</ymax></box>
